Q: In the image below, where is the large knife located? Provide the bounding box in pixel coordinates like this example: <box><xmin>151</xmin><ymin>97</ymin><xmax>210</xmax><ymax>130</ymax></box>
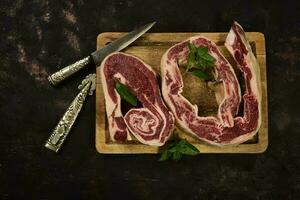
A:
<box><xmin>48</xmin><ymin>22</ymin><xmax>156</xmax><ymax>86</ymax></box>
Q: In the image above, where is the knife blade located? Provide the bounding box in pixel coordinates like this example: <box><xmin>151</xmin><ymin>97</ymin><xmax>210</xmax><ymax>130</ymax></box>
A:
<box><xmin>48</xmin><ymin>22</ymin><xmax>156</xmax><ymax>86</ymax></box>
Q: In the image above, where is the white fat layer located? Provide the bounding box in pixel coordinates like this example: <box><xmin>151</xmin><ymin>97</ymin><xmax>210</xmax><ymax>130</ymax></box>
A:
<box><xmin>225</xmin><ymin>29</ymin><xmax>235</xmax><ymax>46</ymax></box>
<box><xmin>114</xmin><ymin>73</ymin><xmax>127</xmax><ymax>84</ymax></box>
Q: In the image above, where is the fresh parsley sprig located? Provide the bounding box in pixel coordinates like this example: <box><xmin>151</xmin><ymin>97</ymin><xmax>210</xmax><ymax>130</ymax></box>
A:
<box><xmin>115</xmin><ymin>81</ymin><xmax>137</xmax><ymax>106</ymax></box>
<box><xmin>159</xmin><ymin>139</ymin><xmax>200</xmax><ymax>161</ymax></box>
<box><xmin>185</xmin><ymin>43</ymin><xmax>216</xmax><ymax>81</ymax></box>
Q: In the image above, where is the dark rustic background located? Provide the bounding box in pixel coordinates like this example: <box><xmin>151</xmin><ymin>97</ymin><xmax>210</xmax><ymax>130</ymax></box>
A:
<box><xmin>1</xmin><ymin>0</ymin><xmax>299</xmax><ymax>199</ymax></box>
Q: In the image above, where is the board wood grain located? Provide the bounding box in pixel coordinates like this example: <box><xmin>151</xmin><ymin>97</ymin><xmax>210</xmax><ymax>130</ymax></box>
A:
<box><xmin>95</xmin><ymin>32</ymin><xmax>268</xmax><ymax>154</ymax></box>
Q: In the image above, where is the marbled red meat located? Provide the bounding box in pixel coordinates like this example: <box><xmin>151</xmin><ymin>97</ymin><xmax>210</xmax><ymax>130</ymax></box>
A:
<box><xmin>100</xmin><ymin>52</ymin><xmax>175</xmax><ymax>146</ymax></box>
<box><xmin>161</xmin><ymin>22</ymin><xmax>261</xmax><ymax>145</ymax></box>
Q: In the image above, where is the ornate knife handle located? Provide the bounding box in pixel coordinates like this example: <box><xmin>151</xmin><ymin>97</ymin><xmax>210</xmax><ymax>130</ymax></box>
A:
<box><xmin>45</xmin><ymin>74</ymin><xmax>96</xmax><ymax>152</ymax></box>
<box><xmin>48</xmin><ymin>56</ymin><xmax>92</xmax><ymax>86</ymax></box>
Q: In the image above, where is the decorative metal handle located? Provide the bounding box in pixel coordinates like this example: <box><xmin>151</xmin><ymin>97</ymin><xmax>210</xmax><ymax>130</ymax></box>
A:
<box><xmin>48</xmin><ymin>56</ymin><xmax>91</xmax><ymax>86</ymax></box>
<box><xmin>45</xmin><ymin>74</ymin><xmax>96</xmax><ymax>152</ymax></box>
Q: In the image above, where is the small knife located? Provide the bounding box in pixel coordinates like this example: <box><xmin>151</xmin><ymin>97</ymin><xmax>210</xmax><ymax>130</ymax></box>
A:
<box><xmin>48</xmin><ymin>22</ymin><xmax>156</xmax><ymax>86</ymax></box>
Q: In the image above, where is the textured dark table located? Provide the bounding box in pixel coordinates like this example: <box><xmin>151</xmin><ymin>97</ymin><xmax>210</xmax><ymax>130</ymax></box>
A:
<box><xmin>1</xmin><ymin>0</ymin><xmax>300</xmax><ymax>199</ymax></box>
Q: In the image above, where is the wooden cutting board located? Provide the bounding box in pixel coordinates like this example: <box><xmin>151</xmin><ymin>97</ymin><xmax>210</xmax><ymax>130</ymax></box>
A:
<box><xmin>95</xmin><ymin>32</ymin><xmax>268</xmax><ymax>154</ymax></box>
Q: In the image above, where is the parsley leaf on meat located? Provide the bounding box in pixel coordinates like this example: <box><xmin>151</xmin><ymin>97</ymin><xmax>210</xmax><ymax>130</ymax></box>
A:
<box><xmin>185</xmin><ymin>43</ymin><xmax>216</xmax><ymax>81</ymax></box>
<box><xmin>115</xmin><ymin>82</ymin><xmax>137</xmax><ymax>107</ymax></box>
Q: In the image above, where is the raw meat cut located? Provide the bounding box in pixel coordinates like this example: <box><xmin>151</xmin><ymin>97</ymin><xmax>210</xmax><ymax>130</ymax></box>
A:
<box><xmin>161</xmin><ymin>22</ymin><xmax>261</xmax><ymax>145</ymax></box>
<box><xmin>100</xmin><ymin>52</ymin><xmax>175</xmax><ymax>146</ymax></box>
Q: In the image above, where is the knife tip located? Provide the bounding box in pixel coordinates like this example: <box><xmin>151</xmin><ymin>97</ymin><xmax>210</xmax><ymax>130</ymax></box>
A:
<box><xmin>150</xmin><ymin>21</ymin><xmax>156</xmax><ymax>26</ymax></box>
<box><xmin>142</xmin><ymin>21</ymin><xmax>156</xmax><ymax>32</ymax></box>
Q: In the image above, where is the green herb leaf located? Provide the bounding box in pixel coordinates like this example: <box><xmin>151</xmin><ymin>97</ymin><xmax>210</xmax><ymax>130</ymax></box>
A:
<box><xmin>185</xmin><ymin>43</ymin><xmax>216</xmax><ymax>80</ymax></box>
<box><xmin>159</xmin><ymin>150</ymin><xmax>171</xmax><ymax>161</ymax></box>
<box><xmin>175</xmin><ymin>140</ymin><xmax>199</xmax><ymax>155</ymax></box>
<box><xmin>189</xmin><ymin>69</ymin><xmax>213</xmax><ymax>81</ymax></box>
<box><xmin>115</xmin><ymin>82</ymin><xmax>137</xmax><ymax>106</ymax></box>
<box><xmin>159</xmin><ymin>139</ymin><xmax>200</xmax><ymax>161</ymax></box>
<box><xmin>172</xmin><ymin>151</ymin><xmax>182</xmax><ymax>161</ymax></box>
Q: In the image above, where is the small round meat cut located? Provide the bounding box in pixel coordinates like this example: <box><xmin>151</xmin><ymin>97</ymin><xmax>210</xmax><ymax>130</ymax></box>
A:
<box><xmin>101</xmin><ymin>52</ymin><xmax>175</xmax><ymax>146</ymax></box>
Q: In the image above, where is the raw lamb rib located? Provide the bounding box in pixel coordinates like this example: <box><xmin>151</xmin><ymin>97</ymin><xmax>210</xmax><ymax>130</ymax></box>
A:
<box><xmin>100</xmin><ymin>52</ymin><xmax>175</xmax><ymax>146</ymax></box>
<box><xmin>161</xmin><ymin>22</ymin><xmax>261</xmax><ymax>145</ymax></box>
